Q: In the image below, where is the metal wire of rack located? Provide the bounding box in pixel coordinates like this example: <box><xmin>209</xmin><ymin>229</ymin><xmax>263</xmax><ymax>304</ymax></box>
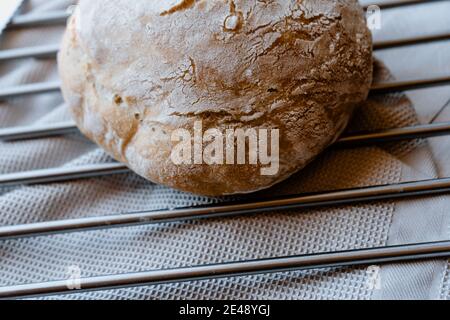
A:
<box><xmin>0</xmin><ymin>0</ymin><xmax>450</xmax><ymax>299</ymax></box>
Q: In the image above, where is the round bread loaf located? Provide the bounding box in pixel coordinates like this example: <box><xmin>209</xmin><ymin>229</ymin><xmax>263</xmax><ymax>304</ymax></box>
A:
<box><xmin>58</xmin><ymin>0</ymin><xmax>373</xmax><ymax>196</ymax></box>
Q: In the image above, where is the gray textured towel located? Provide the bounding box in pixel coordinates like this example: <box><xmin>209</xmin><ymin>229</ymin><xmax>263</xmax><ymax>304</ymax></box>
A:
<box><xmin>0</xmin><ymin>0</ymin><xmax>450</xmax><ymax>300</ymax></box>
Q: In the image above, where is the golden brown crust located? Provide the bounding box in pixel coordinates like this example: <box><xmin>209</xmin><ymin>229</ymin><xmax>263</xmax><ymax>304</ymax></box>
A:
<box><xmin>58</xmin><ymin>0</ymin><xmax>373</xmax><ymax>196</ymax></box>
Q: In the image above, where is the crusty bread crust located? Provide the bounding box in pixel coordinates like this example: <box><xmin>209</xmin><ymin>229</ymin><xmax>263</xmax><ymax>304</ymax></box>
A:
<box><xmin>58</xmin><ymin>0</ymin><xmax>373</xmax><ymax>196</ymax></box>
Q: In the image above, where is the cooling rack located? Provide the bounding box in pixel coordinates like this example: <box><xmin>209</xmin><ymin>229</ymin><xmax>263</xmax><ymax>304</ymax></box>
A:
<box><xmin>0</xmin><ymin>0</ymin><xmax>450</xmax><ymax>299</ymax></box>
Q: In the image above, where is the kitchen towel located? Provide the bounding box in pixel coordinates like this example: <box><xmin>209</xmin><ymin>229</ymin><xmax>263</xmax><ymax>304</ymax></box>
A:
<box><xmin>0</xmin><ymin>0</ymin><xmax>450</xmax><ymax>300</ymax></box>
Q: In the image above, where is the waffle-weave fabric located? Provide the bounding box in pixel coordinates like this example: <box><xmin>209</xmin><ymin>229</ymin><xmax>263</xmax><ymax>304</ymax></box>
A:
<box><xmin>1</xmin><ymin>0</ymin><xmax>450</xmax><ymax>300</ymax></box>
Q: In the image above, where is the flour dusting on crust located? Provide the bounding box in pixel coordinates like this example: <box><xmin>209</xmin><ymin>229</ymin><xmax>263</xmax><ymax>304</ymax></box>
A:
<box><xmin>58</xmin><ymin>0</ymin><xmax>373</xmax><ymax>196</ymax></box>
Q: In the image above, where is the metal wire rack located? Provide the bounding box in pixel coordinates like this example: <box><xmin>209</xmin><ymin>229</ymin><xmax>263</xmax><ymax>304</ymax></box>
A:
<box><xmin>0</xmin><ymin>0</ymin><xmax>450</xmax><ymax>299</ymax></box>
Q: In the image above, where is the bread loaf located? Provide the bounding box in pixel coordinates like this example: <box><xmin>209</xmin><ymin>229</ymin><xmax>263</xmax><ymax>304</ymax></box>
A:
<box><xmin>58</xmin><ymin>0</ymin><xmax>373</xmax><ymax>196</ymax></box>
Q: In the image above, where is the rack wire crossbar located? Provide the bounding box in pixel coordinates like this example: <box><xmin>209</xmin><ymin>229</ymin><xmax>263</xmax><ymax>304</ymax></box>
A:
<box><xmin>1</xmin><ymin>177</ymin><xmax>450</xmax><ymax>241</ymax></box>
<box><xmin>1</xmin><ymin>240</ymin><xmax>450</xmax><ymax>299</ymax></box>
